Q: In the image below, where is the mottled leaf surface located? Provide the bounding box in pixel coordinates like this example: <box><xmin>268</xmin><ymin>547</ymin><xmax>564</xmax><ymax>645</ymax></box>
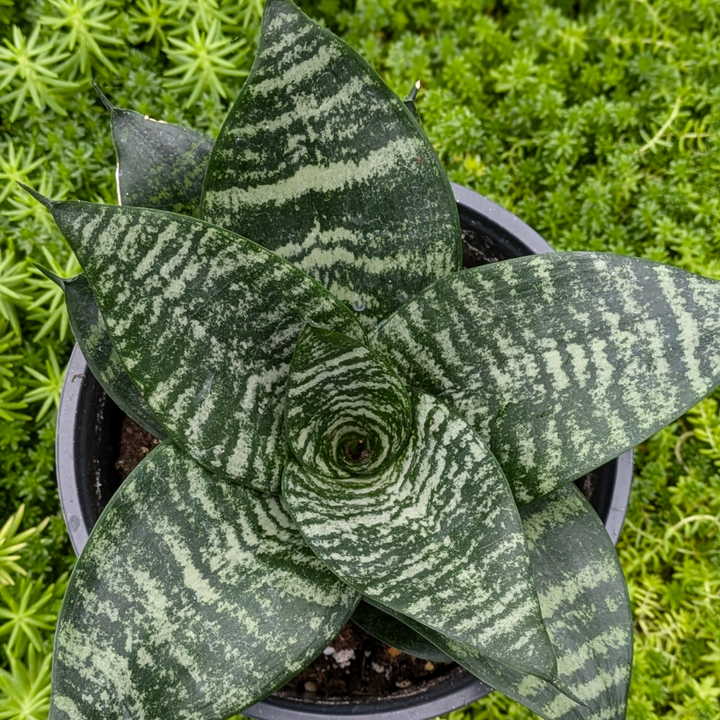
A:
<box><xmin>373</xmin><ymin>252</ymin><xmax>720</xmax><ymax>505</ymax></box>
<box><xmin>351</xmin><ymin>601</ymin><xmax>451</xmax><ymax>663</ymax></box>
<box><xmin>201</xmin><ymin>0</ymin><xmax>461</xmax><ymax>329</ymax></box>
<box><xmin>365</xmin><ymin>599</ymin><xmax>583</xmax><ymax>719</ymax></box>
<box><xmin>518</xmin><ymin>485</ymin><xmax>632</xmax><ymax>718</ymax></box>
<box><xmin>285</xmin><ymin>325</ymin><xmax>411</xmax><ymax>477</ymax></box>
<box><xmin>43</xmin><ymin>270</ymin><xmax>166</xmax><ymax>439</ymax></box>
<box><xmin>368</xmin><ymin>485</ymin><xmax>632</xmax><ymax>720</ymax></box>
<box><xmin>97</xmin><ymin>86</ymin><xmax>214</xmax><ymax>216</ymax></box>
<box><xmin>49</xmin><ymin>442</ymin><xmax>359</xmax><ymax>720</ymax></box>
<box><xmin>48</xmin><ymin>201</ymin><xmax>365</xmax><ymax>492</ymax></box>
<box><xmin>283</xmin><ymin>390</ymin><xmax>555</xmax><ymax>680</ymax></box>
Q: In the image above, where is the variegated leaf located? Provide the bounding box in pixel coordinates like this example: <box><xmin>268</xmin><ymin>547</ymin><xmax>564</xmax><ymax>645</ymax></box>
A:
<box><xmin>373</xmin><ymin>252</ymin><xmax>720</xmax><ymax>505</ymax></box>
<box><xmin>40</xmin><ymin>196</ymin><xmax>365</xmax><ymax>492</ymax></box>
<box><xmin>201</xmin><ymin>0</ymin><xmax>461</xmax><ymax>329</ymax></box>
<box><xmin>351</xmin><ymin>601</ymin><xmax>451</xmax><ymax>663</ymax></box>
<box><xmin>368</xmin><ymin>485</ymin><xmax>632</xmax><ymax>720</ymax></box>
<box><xmin>95</xmin><ymin>84</ymin><xmax>213</xmax><ymax>216</ymax></box>
<box><xmin>41</xmin><ymin>269</ymin><xmax>166</xmax><ymax>439</ymax></box>
<box><xmin>364</xmin><ymin>599</ymin><xmax>583</xmax><ymax>718</ymax></box>
<box><xmin>285</xmin><ymin>325</ymin><xmax>411</xmax><ymax>477</ymax></box>
<box><xmin>49</xmin><ymin>442</ymin><xmax>359</xmax><ymax>720</ymax></box>
<box><xmin>283</xmin><ymin>390</ymin><xmax>556</xmax><ymax>680</ymax></box>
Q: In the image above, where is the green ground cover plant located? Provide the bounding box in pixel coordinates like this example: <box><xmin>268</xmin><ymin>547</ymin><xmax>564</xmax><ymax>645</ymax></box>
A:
<box><xmin>0</xmin><ymin>0</ymin><xmax>718</xmax><ymax>717</ymax></box>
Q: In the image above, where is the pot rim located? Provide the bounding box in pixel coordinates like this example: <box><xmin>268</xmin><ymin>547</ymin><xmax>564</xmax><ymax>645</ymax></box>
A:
<box><xmin>55</xmin><ymin>183</ymin><xmax>634</xmax><ymax>720</ymax></box>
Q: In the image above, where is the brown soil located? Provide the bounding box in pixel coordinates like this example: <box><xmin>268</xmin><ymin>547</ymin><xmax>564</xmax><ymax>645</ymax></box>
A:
<box><xmin>116</xmin><ymin>417</ymin><xmax>455</xmax><ymax>699</ymax></box>
<box><xmin>115</xmin><ymin>416</ymin><xmax>160</xmax><ymax>480</ymax></box>
<box><xmin>276</xmin><ymin>622</ymin><xmax>452</xmax><ymax>700</ymax></box>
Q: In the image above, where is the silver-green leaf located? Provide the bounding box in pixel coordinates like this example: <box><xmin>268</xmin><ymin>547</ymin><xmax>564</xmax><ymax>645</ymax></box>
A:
<box><xmin>373</xmin><ymin>252</ymin><xmax>720</xmax><ymax>505</ymax></box>
<box><xmin>41</xmin><ymin>269</ymin><xmax>166</xmax><ymax>439</ymax></box>
<box><xmin>285</xmin><ymin>325</ymin><xmax>412</xmax><ymax>477</ymax></box>
<box><xmin>370</xmin><ymin>485</ymin><xmax>632</xmax><ymax>720</ymax></box>
<box><xmin>201</xmin><ymin>0</ymin><xmax>461</xmax><ymax>329</ymax></box>
<box><xmin>49</xmin><ymin>442</ymin><xmax>359</xmax><ymax>720</ymax></box>
<box><xmin>44</xmin><ymin>198</ymin><xmax>365</xmax><ymax>492</ymax></box>
<box><xmin>283</xmin><ymin>390</ymin><xmax>556</xmax><ymax>680</ymax></box>
<box><xmin>95</xmin><ymin>84</ymin><xmax>214</xmax><ymax>216</ymax></box>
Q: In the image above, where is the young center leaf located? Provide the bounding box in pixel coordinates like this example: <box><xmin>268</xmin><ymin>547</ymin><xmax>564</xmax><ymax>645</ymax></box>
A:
<box><xmin>201</xmin><ymin>0</ymin><xmax>462</xmax><ymax>329</ymax></box>
<box><xmin>285</xmin><ymin>325</ymin><xmax>412</xmax><ymax>478</ymax></box>
<box><xmin>95</xmin><ymin>84</ymin><xmax>214</xmax><ymax>216</ymax></box>
<box><xmin>283</xmin><ymin>388</ymin><xmax>556</xmax><ymax>681</ymax></box>
<box><xmin>373</xmin><ymin>252</ymin><xmax>720</xmax><ymax>505</ymax></box>
<box><xmin>372</xmin><ymin>485</ymin><xmax>632</xmax><ymax>720</ymax></box>
<box><xmin>40</xmin><ymin>270</ymin><xmax>166</xmax><ymax>439</ymax></box>
<box><xmin>34</xmin><ymin>194</ymin><xmax>365</xmax><ymax>493</ymax></box>
<box><xmin>50</xmin><ymin>442</ymin><xmax>359</xmax><ymax>720</ymax></box>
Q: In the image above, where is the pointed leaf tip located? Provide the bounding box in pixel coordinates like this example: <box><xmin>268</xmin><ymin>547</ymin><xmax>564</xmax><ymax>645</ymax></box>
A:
<box><xmin>36</xmin><ymin>265</ymin><xmax>65</xmax><ymax>290</ymax></box>
<box><xmin>18</xmin><ymin>183</ymin><xmax>54</xmax><ymax>209</ymax></box>
<box><xmin>92</xmin><ymin>80</ymin><xmax>114</xmax><ymax>112</ymax></box>
<box><xmin>404</xmin><ymin>80</ymin><xmax>421</xmax><ymax>103</ymax></box>
<box><xmin>202</xmin><ymin>0</ymin><xmax>460</xmax><ymax>328</ymax></box>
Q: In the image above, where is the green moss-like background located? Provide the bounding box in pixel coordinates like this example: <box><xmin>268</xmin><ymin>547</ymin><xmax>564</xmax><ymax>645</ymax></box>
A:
<box><xmin>0</xmin><ymin>0</ymin><xmax>718</xmax><ymax>717</ymax></box>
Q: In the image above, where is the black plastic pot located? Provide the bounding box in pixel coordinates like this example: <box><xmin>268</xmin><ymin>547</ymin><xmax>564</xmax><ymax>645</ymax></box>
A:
<box><xmin>55</xmin><ymin>183</ymin><xmax>634</xmax><ymax>720</ymax></box>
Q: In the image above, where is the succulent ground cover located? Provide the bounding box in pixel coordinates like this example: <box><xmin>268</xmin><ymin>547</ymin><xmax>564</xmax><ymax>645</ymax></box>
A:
<box><xmin>1</xmin><ymin>0</ymin><xmax>719</xmax><ymax>718</ymax></box>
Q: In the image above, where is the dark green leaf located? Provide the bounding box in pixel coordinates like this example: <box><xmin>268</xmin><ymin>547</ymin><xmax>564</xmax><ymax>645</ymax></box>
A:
<box><xmin>283</xmin><ymin>390</ymin><xmax>556</xmax><ymax>680</ymax></box>
<box><xmin>95</xmin><ymin>84</ymin><xmax>214</xmax><ymax>216</ymax></box>
<box><xmin>285</xmin><ymin>325</ymin><xmax>412</xmax><ymax>477</ymax></box>
<box><xmin>351</xmin><ymin>601</ymin><xmax>452</xmax><ymax>663</ymax></box>
<box><xmin>49</xmin><ymin>442</ymin><xmax>359</xmax><ymax>720</ymax></box>
<box><xmin>368</xmin><ymin>485</ymin><xmax>632</xmax><ymax>720</ymax></box>
<box><xmin>403</xmin><ymin>80</ymin><xmax>421</xmax><ymax>122</ymax></box>
<box><xmin>41</xmin><ymin>269</ymin><xmax>166</xmax><ymax>439</ymax></box>
<box><xmin>46</xmin><ymin>199</ymin><xmax>365</xmax><ymax>493</ymax></box>
<box><xmin>201</xmin><ymin>0</ymin><xmax>461</xmax><ymax>330</ymax></box>
<box><xmin>373</xmin><ymin>252</ymin><xmax>720</xmax><ymax>505</ymax></box>
<box><xmin>364</xmin><ymin>599</ymin><xmax>583</xmax><ymax>717</ymax></box>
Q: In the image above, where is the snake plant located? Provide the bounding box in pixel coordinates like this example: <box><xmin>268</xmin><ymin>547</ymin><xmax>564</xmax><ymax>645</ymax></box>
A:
<box><xmin>21</xmin><ymin>1</ymin><xmax>720</xmax><ymax>718</ymax></box>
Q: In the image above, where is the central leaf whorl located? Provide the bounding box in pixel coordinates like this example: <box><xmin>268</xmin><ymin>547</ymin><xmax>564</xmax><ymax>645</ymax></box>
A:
<box><xmin>285</xmin><ymin>325</ymin><xmax>412</xmax><ymax>478</ymax></box>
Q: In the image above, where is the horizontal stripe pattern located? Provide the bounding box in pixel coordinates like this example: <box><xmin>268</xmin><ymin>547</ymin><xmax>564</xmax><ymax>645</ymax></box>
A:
<box><xmin>283</xmin><ymin>390</ymin><xmax>556</xmax><ymax>680</ymax></box>
<box><xmin>62</xmin><ymin>273</ymin><xmax>167</xmax><ymax>439</ymax></box>
<box><xmin>285</xmin><ymin>325</ymin><xmax>412</xmax><ymax>477</ymax></box>
<box><xmin>382</xmin><ymin>485</ymin><xmax>631</xmax><ymax>720</ymax></box>
<box><xmin>518</xmin><ymin>485</ymin><xmax>632</xmax><ymax>719</ymax></box>
<box><xmin>50</xmin><ymin>201</ymin><xmax>365</xmax><ymax>492</ymax></box>
<box><xmin>49</xmin><ymin>442</ymin><xmax>359</xmax><ymax>720</ymax></box>
<box><xmin>373</xmin><ymin>252</ymin><xmax>720</xmax><ymax>505</ymax></box>
<box><xmin>201</xmin><ymin>0</ymin><xmax>461</xmax><ymax>329</ymax></box>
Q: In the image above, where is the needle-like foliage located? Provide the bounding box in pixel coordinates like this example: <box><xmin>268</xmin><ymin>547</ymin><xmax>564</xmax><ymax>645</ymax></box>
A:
<box><xmin>0</xmin><ymin>508</ymin><xmax>48</xmax><ymax>589</ymax></box>
<box><xmin>0</xmin><ymin>646</ymin><xmax>52</xmax><ymax>720</ymax></box>
<box><xmin>26</xmin><ymin>250</ymin><xmax>81</xmax><ymax>342</ymax></box>
<box><xmin>0</xmin><ymin>144</ymin><xmax>44</xmax><ymax>206</ymax></box>
<box><xmin>22</xmin><ymin>347</ymin><xmax>64</xmax><ymax>423</ymax></box>
<box><xmin>0</xmin><ymin>576</ymin><xmax>64</xmax><ymax>656</ymax></box>
<box><xmin>164</xmin><ymin>20</ymin><xmax>249</xmax><ymax>106</ymax></box>
<box><xmin>39</xmin><ymin>0</ymin><xmax>123</xmax><ymax>77</ymax></box>
<box><xmin>0</xmin><ymin>27</ymin><xmax>77</xmax><ymax>121</ymax></box>
<box><xmin>0</xmin><ymin>252</ymin><xmax>30</xmax><ymax>338</ymax></box>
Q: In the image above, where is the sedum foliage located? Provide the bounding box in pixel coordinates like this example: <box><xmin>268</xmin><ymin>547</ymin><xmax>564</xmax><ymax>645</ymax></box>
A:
<box><xmin>1</xmin><ymin>0</ymin><xmax>719</xmax><ymax>718</ymax></box>
<box><xmin>0</xmin><ymin>508</ymin><xmax>59</xmax><ymax>720</ymax></box>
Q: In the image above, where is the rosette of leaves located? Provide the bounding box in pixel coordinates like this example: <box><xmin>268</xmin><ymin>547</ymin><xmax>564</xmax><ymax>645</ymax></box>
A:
<box><xmin>21</xmin><ymin>1</ymin><xmax>720</xmax><ymax>719</ymax></box>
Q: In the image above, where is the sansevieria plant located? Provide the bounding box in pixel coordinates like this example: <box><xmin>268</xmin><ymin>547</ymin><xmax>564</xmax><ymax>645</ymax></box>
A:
<box><xmin>20</xmin><ymin>1</ymin><xmax>720</xmax><ymax>718</ymax></box>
